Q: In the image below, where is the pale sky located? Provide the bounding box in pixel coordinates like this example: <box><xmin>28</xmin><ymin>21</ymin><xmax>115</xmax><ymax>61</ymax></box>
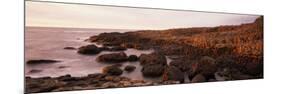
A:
<box><xmin>26</xmin><ymin>1</ymin><xmax>260</xmax><ymax>30</ymax></box>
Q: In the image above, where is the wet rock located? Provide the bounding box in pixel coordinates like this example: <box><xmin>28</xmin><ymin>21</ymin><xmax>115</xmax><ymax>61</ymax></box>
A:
<box><xmin>26</xmin><ymin>59</ymin><xmax>60</xmax><ymax>65</ymax></box>
<box><xmin>128</xmin><ymin>55</ymin><xmax>138</xmax><ymax>62</ymax></box>
<box><xmin>97</xmin><ymin>52</ymin><xmax>128</xmax><ymax>63</ymax></box>
<box><xmin>102</xmin><ymin>65</ymin><xmax>123</xmax><ymax>76</ymax></box>
<box><xmin>163</xmin><ymin>66</ymin><xmax>185</xmax><ymax>83</ymax></box>
<box><xmin>191</xmin><ymin>74</ymin><xmax>206</xmax><ymax>83</ymax></box>
<box><xmin>124</xmin><ymin>65</ymin><xmax>136</xmax><ymax>72</ymax></box>
<box><xmin>139</xmin><ymin>53</ymin><xmax>167</xmax><ymax>66</ymax></box>
<box><xmin>63</xmin><ymin>47</ymin><xmax>76</xmax><ymax>50</ymax></box>
<box><xmin>77</xmin><ymin>44</ymin><xmax>101</xmax><ymax>55</ymax></box>
<box><xmin>141</xmin><ymin>64</ymin><xmax>165</xmax><ymax>77</ymax></box>
<box><xmin>110</xmin><ymin>46</ymin><xmax>127</xmax><ymax>51</ymax></box>
<box><xmin>28</xmin><ymin>69</ymin><xmax>43</xmax><ymax>73</ymax></box>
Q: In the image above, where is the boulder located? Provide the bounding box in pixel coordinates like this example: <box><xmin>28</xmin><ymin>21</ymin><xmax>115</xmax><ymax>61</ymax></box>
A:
<box><xmin>124</xmin><ymin>65</ymin><xmax>136</xmax><ymax>72</ymax></box>
<box><xmin>163</xmin><ymin>66</ymin><xmax>185</xmax><ymax>83</ymax></box>
<box><xmin>141</xmin><ymin>64</ymin><xmax>165</xmax><ymax>77</ymax></box>
<box><xmin>97</xmin><ymin>52</ymin><xmax>128</xmax><ymax>63</ymax></box>
<box><xmin>102</xmin><ymin>65</ymin><xmax>123</xmax><ymax>76</ymax></box>
<box><xmin>128</xmin><ymin>55</ymin><xmax>138</xmax><ymax>62</ymax></box>
<box><xmin>26</xmin><ymin>59</ymin><xmax>60</xmax><ymax>65</ymax></box>
<box><xmin>169</xmin><ymin>60</ymin><xmax>192</xmax><ymax>72</ymax></box>
<box><xmin>77</xmin><ymin>44</ymin><xmax>101</xmax><ymax>55</ymax></box>
<box><xmin>191</xmin><ymin>74</ymin><xmax>206</xmax><ymax>83</ymax></box>
<box><xmin>139</xmin><ymin>53</ymin><xmax>167</xmax><ymax>66</ymax></box>
<box><xmin>191</xmin><ymin>56</ymin><xmax>217</xmax><ymax>78</ymax></box>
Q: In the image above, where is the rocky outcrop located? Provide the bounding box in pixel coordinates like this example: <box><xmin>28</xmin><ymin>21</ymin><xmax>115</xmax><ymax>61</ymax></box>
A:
<box><xmin>97</xmin><ymin>52</ymin><xmax>128</xmax><ymax>63</ymax></box>
<box><xmin>77</xmin><ymin>44</ymin><xmax>101</xmax><ymax>55</ymax></box>
<box><xmin>25</xmin><ymin>73</ymin><xmax>153</xmax><ymax>93</ymax></box>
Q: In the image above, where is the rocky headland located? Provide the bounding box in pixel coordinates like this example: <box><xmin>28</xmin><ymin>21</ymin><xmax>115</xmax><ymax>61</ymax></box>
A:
<box><xmin>25</xmin><ymin>16</ymin><xmax>263</xmax><ymax>93</ymax></box>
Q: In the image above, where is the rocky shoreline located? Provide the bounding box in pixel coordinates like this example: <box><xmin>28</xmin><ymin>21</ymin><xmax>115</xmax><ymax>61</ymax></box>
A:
<box><xmin>25</xmin><ymin>17</ymin><xmax>263</xmax><ymax>93</ymax></box>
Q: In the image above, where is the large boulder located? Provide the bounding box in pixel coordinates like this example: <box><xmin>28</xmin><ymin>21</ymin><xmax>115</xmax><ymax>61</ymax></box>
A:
<box><xmin>102</xmin><ymin>65</ymin><xmax>123</xmax><ymax>76</ymax></box>
<box><xmin>77</xmin><ymin>44</ymin><xmax>101</xmax><ymax>55</ymax></box>
<box><xmin>191</xmin><ymin>56</ymin><xmax>217</xmax><ymax>78</ymax></box>
<box><xmin>163</xmin><ymin>66</ymin><xmax>185</xmax><ymax>83</ymax></box>
<box><xmin>97</xmin><ymin>52</ymin><xmax>128</xmax><ymax>63</ymax></box>
<box><xmin>141</xmin><ymin>64</ymin><xmax>165</xmax><ymax>77</ymax></box>
<box><xmin>169</xmin><ymin>60</ymin><xmax>192</xmax><ymax>72</ymax></box>
<box><xmin>128</xmin><ymin>55</ymin><xmax>138</xmax><ymax>62</ymax></box>
<box><xmin>139</xmin><ymin>53</ymin><xmax>167</xmax><ymax>66</ymax></box>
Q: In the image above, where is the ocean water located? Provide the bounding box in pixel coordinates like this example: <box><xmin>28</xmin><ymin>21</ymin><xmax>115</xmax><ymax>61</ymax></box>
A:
<box><xmin>24</xmin><ymin>27</ymin><xmax>156</xmax><ymax>81</ymax></box>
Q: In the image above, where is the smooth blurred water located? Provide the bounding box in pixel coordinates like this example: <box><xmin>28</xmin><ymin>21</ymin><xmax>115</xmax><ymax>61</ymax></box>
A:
<box><xmin>25</xmin><ymin>27</ymin><xmax>156</xmax><ymax>81</ymax></box>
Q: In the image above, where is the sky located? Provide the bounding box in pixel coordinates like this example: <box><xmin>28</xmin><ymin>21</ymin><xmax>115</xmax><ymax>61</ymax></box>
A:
<box><xmin>26</xmin><ymin>1</ymin><xmax>260</xmax><ymax>30</ymax></box>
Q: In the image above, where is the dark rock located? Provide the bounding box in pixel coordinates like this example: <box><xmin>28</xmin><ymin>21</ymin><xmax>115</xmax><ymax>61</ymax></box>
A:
<box><xmin>139</xmin><ymin>53</ymin><xmax>167</xmax><ymax>66</ymax></box>
<box><xmin>215</xmin><ymin>68</ymin><xmax>254</xmax><ymax>81</ymax></box>
<box><xmin>163</xmin><ymin>66</ymin><xmax>185</xmax><ymax>83</ymax></box>
<box><xmin>102</xmin><ymin>65</ymin><xmax>123</xmax><ymax>76</ymax></box>
<box><xmin>141</xmin><ymin>64</ymin><xmax>165</xmax><ymax>77</ymax></box>
<box><xmin>26</xmin><ymin>59</ymin><xmax>60</xmax><ymax>65</ymax></box>
<box><xmin>191</xmin><ymin>56</ymin><xmax>217</xmax><ymax>78</ymax></box>
<box><xmin>58</xmin><ymin>66</ymin><xmax>69</xmax><ymax>69</ymax></box>
<box><xmin>28</xmin><ymin>69</ymin><xmax>43</xmax><ymax>73</ymax></box>
<box><xmin>128</xmin><ymin>55</ymin><xmax>138</xmax><ymax>62</ymax></box>
<box><xmin>25</xmin><ymin>77</ymin><xmax>64</xmax><ymax>93</ymax></box>
<box><xmin>99</xmin><ymin>46</ymin><xmax>110</xmax><ymax>51</ymax></box>
<box><xmin>191</xmin><ymin>74</ymin><xmax>206</xmax><ymax>83</ymax></box>
<box><xmin>124</xmin><ymin>65</ymin><xmax>136</xmax><ymax>72</ymax></box>
<box><xmin>97</xmin><ymin>52</ymin><xmax>128</xmax><ymax>63</ymax></box>
<box><xmin>77</xmin><ymin>44</ymin><xmax>101</xmax><ymax>55</ymax></box>
<box><xmin>169</xmin><ymin>60</ymin><xmax>192</xmax><ymax>72</ymax></box>
<box><xmin>215</xmin><ymin>56</ymin><xmax>238</xmax><ymax>70</ymax></box>
<box><xmin>102</xmin><ymin>42</ymin><xmax>121</xmax><ymax>46</ymax></box>
<box><xmin>63</xmin><ymin>47</ymin><xmax>76</xmax><ymax>50</ymax></box>
<box><xmin>110</xmin><ymin>46</ymin><xmax>127</xmax><ymax>51</ymax></box>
